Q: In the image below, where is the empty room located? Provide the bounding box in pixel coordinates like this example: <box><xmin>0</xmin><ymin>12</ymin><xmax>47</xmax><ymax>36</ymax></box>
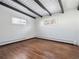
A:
<box><xmin>0</xmin><ymin>0</ymin><xmax>79</xmax><ymax>59</ymax></box>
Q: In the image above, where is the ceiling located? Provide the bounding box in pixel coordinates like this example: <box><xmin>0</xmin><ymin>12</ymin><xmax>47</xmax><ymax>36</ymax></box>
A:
<box><xmin>0</xmin><ymin>0</ymin><xmax>63</xmax><ymax>19</ymax></box>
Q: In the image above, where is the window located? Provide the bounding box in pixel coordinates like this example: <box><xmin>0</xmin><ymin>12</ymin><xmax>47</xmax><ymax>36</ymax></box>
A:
<box><xmin>12</xmin><ymin>17</ymin><xmax>27</xmax><ymax>25</ymax></box>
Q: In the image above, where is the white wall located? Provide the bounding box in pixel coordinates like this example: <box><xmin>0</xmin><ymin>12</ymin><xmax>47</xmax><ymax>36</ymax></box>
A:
<box><xmin>61</xmin><ymin>0</ymin><xmax>79</xmax><ymax>11</ymax></box>
<box><xmin>37</xmin><ymin>10</ymin><xmax>79</xmax><ymax>44</ymax></box>
<box><xmin>76</xmin><ymin>14</ymin><xmax>79</xmax><ymax>45</ymax></box>
<box><xmin>0</xmin><ymin>5</ymin><xmax>79</xmax><ymax>45</ymax></box>
<box><xmin>0</xmin><ymin>5</ymin><xmax>35</xmax><ymax>45</ymax></box>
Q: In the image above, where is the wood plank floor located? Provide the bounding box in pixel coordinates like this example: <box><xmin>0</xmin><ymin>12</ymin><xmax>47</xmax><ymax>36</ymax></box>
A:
<box><xmin>0</xmin><ymin>38</ymin><xmax>79</xmax><ymax>59</ymax></box>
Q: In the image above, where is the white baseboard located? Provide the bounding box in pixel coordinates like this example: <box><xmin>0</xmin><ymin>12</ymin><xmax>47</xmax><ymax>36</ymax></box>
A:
<box><xmin>0</xmin><ymin>36</ymin><xmax>35</xmax><ymax>45</ymax></box>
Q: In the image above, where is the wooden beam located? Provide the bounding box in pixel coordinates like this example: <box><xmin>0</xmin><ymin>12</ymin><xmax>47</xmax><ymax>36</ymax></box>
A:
<box><xmin>58</xmin><ymin>0</ymin><xmax>64</xmax><ymax>13</ymax></box>
<box><xmin>34</xmin><ymin>0</ymin><xmax>52</xmax><ymax>16</ymax></box>
<box><xmin>12</xmin><ymin>0</ymin><xmax>42</xmax><ymax>17</ymax></box>
<box><xmin>0</xmin><ymin>2</ymin><xmax>36</xmax><ymax>19</ymax></box>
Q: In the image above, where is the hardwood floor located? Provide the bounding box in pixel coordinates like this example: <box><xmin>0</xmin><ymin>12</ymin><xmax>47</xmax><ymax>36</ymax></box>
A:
<box><xmin>0</xmin><ymin>38</ymin><xmax>79</xmax><ymax>59</ymax></box>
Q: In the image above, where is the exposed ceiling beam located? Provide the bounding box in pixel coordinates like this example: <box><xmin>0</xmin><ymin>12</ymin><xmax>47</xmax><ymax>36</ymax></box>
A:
<box><xmin>34</xmin><ymin>0</ymin><xmax>52</xmax><ymax>16</ymax></box>
<box><xmin>58</xmin><ymin>0</ymin><xmax>64</xmax><ymax>13</ymax></box>
<box><xmin>0</xmin><ymin>2</ymin><xmax>36</xmax><ymax>19</ymax></box>
<box><xmin>12</xmin><ymin>0</ymin><xmax>42</xmax><ymax>17</ymax></box>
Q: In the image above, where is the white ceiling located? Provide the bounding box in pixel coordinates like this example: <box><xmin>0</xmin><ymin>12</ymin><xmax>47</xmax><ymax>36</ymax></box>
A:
<box><xmin>0</xmin><ymin>0</ymin><xmax>62</xmax><ymax>19</ymax></box>
<box><xmin>2</xmin><ymin>0</ymin><xmax>38</xmax><ymax>17</ymax></box>
<box><xmin>19</xmin><ymin>0</ymin><xmax>49</xmax><ymax>16</ymax></box>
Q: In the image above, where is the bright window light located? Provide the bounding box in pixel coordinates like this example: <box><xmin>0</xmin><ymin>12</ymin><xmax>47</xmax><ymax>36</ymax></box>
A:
<box><xmin>12</xmin><ymin>17</ymin><xmax>27</xmax><ymax>25</ymax></box>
